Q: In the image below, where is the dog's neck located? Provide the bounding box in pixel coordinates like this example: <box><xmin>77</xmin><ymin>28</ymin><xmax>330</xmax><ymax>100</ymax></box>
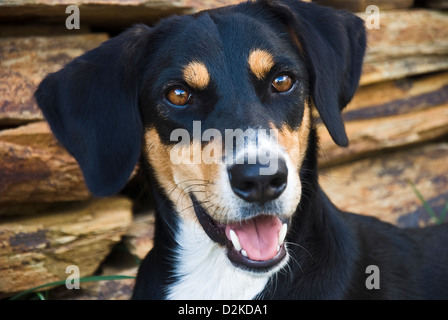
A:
<box><xmin>141</xmin><ymin>186</ymin><xmax>269</xmax><ymax>299</ymax></box>
<box><xmin>166</xmin><ymin>218</ymin><xmax>271</xmax><ymax>299</ymax></box>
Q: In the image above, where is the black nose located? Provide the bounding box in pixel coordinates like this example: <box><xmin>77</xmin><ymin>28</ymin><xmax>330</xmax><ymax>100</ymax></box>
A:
<box><xmin>228</xmin><ymin>158</ymin><xmax>288</xmax><ymax>203</ymax></box>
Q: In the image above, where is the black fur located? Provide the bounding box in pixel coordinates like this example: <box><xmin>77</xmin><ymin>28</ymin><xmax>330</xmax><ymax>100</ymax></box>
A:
<box><xmin>267</xmin><ymin>0</ymin><xmax>366</xmax><ymax>147</ymax></box>
<box><xmin>35</xmin><ymin>0</ymin><xmax>448</xmax><ymax>299</ymax></box>
<box><xmin>35</xmin><ymin>25</ymin><xmax>158</xmax><ymax>196</ymax></box>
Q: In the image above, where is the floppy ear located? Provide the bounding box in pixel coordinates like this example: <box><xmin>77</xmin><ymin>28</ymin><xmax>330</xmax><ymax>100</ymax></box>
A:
<box><xmin>35</xmin><ymin>25</ymin><xmax>152</xmax><ymax>196</ymax></box>
<box><xmin>265</xmin><ymin>0</ymin><xmax>366</xmax><ymax>147</ymax></box>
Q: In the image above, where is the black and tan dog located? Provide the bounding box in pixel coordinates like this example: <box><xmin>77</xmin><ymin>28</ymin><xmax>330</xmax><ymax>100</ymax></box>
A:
<box><xmin>35</xmin><ymin>0</ymin><xmax>448</xmax><ymax>299</ymax></box>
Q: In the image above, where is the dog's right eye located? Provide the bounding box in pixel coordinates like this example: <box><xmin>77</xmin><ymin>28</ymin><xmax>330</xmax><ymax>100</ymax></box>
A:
<box><xmin>272</xmin><ymin>75</ymin><xmax>294</xmax><ymax>93</ymax></box>
<box><xmin>165</xmin><ymin>87</ymin><xmax>193</xmax><ymax>107</ymax></box>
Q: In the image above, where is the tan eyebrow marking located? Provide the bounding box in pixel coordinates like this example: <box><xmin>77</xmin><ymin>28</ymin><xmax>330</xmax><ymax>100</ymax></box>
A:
<box><xmin>248</xmin><ymin>49</ymin><xmax>275</xmax><ymax>80</ymax></box>
<box><xmin>183</xmin><ymin>61</ymin><xmax>210</xmax><ymax>90</ymax></box>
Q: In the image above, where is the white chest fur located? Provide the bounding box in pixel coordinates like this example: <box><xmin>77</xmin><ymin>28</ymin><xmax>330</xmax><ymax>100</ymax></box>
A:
<box><xmin>166</xmin><ymin>220</ymin><xmax>270</xmax><ymax>300</ymax></box>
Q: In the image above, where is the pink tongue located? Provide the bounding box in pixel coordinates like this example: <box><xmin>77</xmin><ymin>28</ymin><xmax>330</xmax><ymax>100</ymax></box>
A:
<box><xmin>225</xmin><ymin>216</ymin><xmax>282</xmax><ymax>261</ymax></box>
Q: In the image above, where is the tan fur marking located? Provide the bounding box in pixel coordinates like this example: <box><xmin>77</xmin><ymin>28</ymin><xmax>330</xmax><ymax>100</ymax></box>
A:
<box><xmin>183</xmin><ymin>61</ymin><xmax>210</xmax><ymax>90</ymax></box>
<box><xmin>144</xmin><ymin>128</ymin><xmax>222</xmax><ymax>221</ymax></box>
<box><xmin>248</xmin><ymin>49</ymin><xmax>275</xmax><ymax>80</ymax></box>
<box><xmin>297</xmin><ymin>104</ymin><xmax>311</xmax><ymax>164</ymax></box>
<box><xmin>144</xmin><ymin>128</ymin><xmax>176</xmax><ymax>196</ymax></box>
<box><xmin>276</xmin><ymin>103</ymin><xmax>311</xmax><ymax>170</ymax></box>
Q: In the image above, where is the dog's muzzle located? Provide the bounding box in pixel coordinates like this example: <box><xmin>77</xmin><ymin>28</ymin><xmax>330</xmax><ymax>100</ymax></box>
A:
<box><xmin>191</xmin><ymin>157</ymin><xmax>289</xmax><ymax>272</ymax></box>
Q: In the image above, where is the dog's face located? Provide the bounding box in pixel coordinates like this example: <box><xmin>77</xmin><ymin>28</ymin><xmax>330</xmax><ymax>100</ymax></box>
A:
<box><xmin>35</xmin><ymin>0</ymin><xmax>365</xmax><ymax>282</ymax></box>
<box><xmin>141</xmin><ymin>12</ymin><xmax>311</xmax><ymax>272</ymax></box>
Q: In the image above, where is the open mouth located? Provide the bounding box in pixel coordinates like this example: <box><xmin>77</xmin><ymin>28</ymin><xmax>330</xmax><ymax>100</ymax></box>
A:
<box><xmin>191</xmin><ymin>195</ymin><xmax>288</xmax><ymax>272</ymax></box>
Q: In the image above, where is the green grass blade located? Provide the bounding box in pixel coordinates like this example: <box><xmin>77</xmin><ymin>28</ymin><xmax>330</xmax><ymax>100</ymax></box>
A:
<box><xmin>10</xmin><ymin>275</ymin><xmax>136</xmax><ymax>300</ymax></box>
<box><xmin>35</xmin><ymin>292</ymin><xmax>46</xmax><ymax>300</ymax></box>
<box><xmin>407</xmin><ymin>179</ymin><xmax>439</xmax><ymax>223</ymax></box>
<box><xmin>439</xmin><ymin>200</ymin><xmax>448</xmax><ymax>224</ymax></box>
<box><xmin>10</xmin><ymin>279</ymin><xmax>67</xmax><ymax>300</ymax></box>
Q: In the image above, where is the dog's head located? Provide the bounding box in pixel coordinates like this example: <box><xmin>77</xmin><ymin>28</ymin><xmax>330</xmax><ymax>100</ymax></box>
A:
<box><xmin>36</xmin><ymin>0</ymin><xmax>365</xmax><ymax>276</ymax></box>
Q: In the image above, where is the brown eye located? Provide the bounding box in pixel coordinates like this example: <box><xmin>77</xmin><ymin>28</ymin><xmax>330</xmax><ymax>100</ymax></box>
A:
<box><xmin>166</xmin><ymin>88</ymin><xmax>193</xmax><ymax>107</ymax></box>
<box><xmin>272</xmin><ymin>75</ymin><xmax>293</xmax><ymax>93</ymax></box>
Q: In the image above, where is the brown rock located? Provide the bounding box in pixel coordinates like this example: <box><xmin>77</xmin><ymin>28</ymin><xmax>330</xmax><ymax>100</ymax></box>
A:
<box><xmin>0</xmin><ymin>0</ymin><xmax>194</xmax><ymax>28</ymax></box>
<box><xmin>0</xmin><ymin>196</ymin><xmax>133</xmax><ymax>298</ymax></box>
<box><xmin>318</xmin><ymin>72</ymin><xmax>448</xmax><ymax>167</ymax></box>
<box><xmin>318</xmin><ymin>102</ymin><xmax>448</xmax><ymax>167</ymax></box>
<box><xmin>0</xmin><ymin>122</ymin><xmax>91</xmax><ymax>210</ymax></box>
<box><xmin>50</xmin><ymin>252</ymin><xmax>138</xmax><ymax>300</ymax></box>
<box><xmin>61</xmin><ymin>270</ymin><xmax>136</xmax><ymax>300</ymax></box>
<box><xmin>362</xmin><ymin>10</ymin><xmax>448</xmax><ymax>63</ymax></box>
<box><xmin>184</xmin><ymin>0</ymin><xmax>256</xmax><ymax>10</ymax></box>
<box><xmin>319</xmin><ymin>143</ymin><xmax>448</xmax><ymax>227</ymax></box>
<box><xmin>0</xmin><ymin>24</ymin><xmax>91</xmax><ymax>37</ymax></box>
<box><xmin>0</xmin><ymin>33</ymin><xmax>109</xmax><ymax>126</ymax></box>
<box><xmin>424</xmin><ymin>0</ymin><xmax>448</xmax><ymax>9</ymax></box>
<box><xmin>313</xmin><ymin>0</ymin><xmax>414</xmax><ymax>12</ymax></box>
<box><xmin>345</xmin><ymin>71</ymin><xmax>448</xmax><ymax>119</ymax></box>
<box><xmin>359</xmin><ymin>9</ymin><xmax>448</xmax><ymax>85</ymax></box>
<box><xmin>361</xmin><ymin>56</ymin><xmax>448</xmax><ymax>87</ymax></box>
<box><xmin>123</xmin><ymin>211</ymin><xmax>155</xmax><ymax>260</ymax></box>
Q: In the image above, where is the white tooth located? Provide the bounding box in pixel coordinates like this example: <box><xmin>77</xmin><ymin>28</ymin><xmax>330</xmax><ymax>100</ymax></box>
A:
<box><xmin>278</xmin><ymin>223</ymin><xmax>287</xmax><ymax>245</ymax></box>
<box><xmin>277</xmin><ymin>245</ymin><xmax>280</xmax><ymax>252</ymax></box>
<box><xmin>241</xmin><ymin>249</ymin><xmax>248</xmax><ymax>257</ymax></box>
<box><xmin>229</xmin><ymin>229</ymin><xmax>242</xmax><ymax>251</ymax></box>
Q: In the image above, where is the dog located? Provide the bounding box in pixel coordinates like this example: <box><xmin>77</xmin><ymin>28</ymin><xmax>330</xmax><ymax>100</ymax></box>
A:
<box><xmin>35</xmin><ymin>0</ymin><xmax>448</xmax><ymax>299</ymax></box>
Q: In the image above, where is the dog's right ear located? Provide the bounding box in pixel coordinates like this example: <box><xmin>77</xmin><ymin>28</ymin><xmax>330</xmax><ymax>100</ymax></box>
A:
<box><xmin>35</xmin><ymin>25</ymin><xmax>152</xmax><ymax>197</ymax></box>
<box><xmin>262</xmin><ymin>0</ymin><xmax>366</xmax><ymax>147</ymax></box>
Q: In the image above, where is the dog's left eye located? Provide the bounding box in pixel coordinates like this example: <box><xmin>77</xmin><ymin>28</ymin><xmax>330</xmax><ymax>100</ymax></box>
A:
<box><xmin>272</xmin><ymin>75</ymin><xmax>294</xmax><ymax>93</ymax></box>
<box><xmin>165</xmin><ymin>87</ymin><xmax>194</xmax><ymax>107</ymax></box>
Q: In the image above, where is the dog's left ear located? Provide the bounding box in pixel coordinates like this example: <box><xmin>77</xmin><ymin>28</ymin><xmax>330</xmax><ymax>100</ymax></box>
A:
<box><xmin>265</xmin><ymin>0</ymin><xmax>366</xmax><ymax>147</ymax></box>
<box><xmin>35</xmin><ymin>25</ymin><xmax>152</xmax><ymax>196</ymax></box>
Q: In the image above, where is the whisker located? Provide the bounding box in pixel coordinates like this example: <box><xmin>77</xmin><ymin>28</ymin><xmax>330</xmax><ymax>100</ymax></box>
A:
<box><xmin>285</xmin><ymin>241</ymin><xmax>313</xmax><ymax>260</ymax></box>
<box><xmin>286</xmin><ymin>250</ymin><xmax>303</xmax><ymax>275</ymax></box>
